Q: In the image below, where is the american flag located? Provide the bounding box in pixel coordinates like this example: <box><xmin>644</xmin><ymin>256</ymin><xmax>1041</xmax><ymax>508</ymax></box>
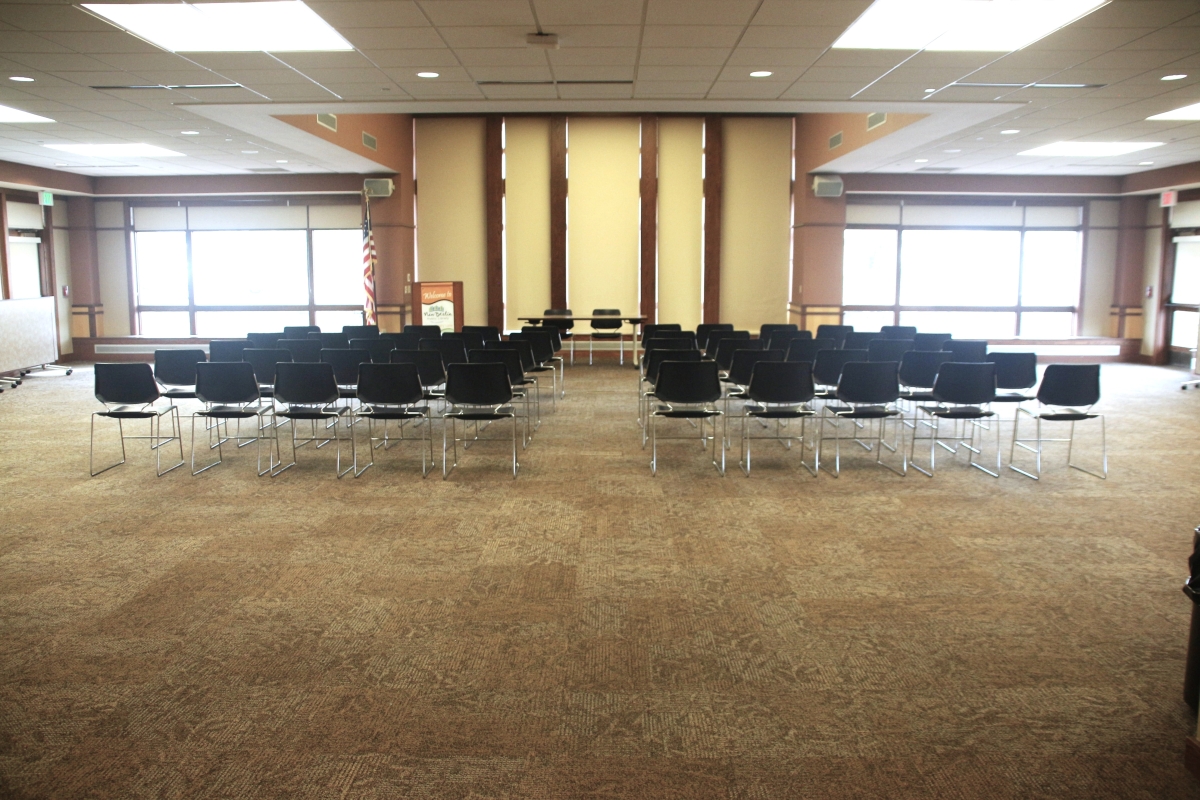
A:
<box><xmin>362</xmin><ymin>199</ymin><xmax>377</xmax><ymax>325</ymax></box>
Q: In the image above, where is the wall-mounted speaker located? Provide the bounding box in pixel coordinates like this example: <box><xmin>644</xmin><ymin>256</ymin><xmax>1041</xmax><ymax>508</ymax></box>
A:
<box><xmin>364</xmin><ymin>178</ymin><xmax>394</xmax><ymax>198</ymax></box>
<box><xmin>812</xmin><ymin>175</ymin><xmax>844</xmax><ymax>198</ymax></box>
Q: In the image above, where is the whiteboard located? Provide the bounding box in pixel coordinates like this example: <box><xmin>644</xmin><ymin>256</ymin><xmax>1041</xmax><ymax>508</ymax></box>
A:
<box><xmin>0</xmin><ymin>297</ymin><xmax>58</xmax><ymax>373</ymax></box>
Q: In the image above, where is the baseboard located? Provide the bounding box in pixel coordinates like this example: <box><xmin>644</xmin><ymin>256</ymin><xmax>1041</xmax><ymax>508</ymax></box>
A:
<box><xmin>1186</xmin><ymin>736</ymin><xmax>1200</xmax><ymax>780</ymax></box>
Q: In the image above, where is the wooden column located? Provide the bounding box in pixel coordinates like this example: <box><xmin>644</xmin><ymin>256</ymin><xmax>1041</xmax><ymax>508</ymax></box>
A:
<box><xmin>370</xmin><ymin>115</ymin><xmax>416</xmax><ymax>332</ymax></box>
<box><xmin>1110</xmin><ymin>195</ymin><xmax>1149</xmax><ymax>338</ymax></box>
<box><xmin>549</xmin><ymin>114</ymin><xmax>567</xmax><ymax>309</ymax></box>
<box><xmin>0</xmin><ymin>192</ymin><xmax>10</xmax><ymax>299</ymax></box>
<box><xmin>640</xmin><ymin>115</ymin><xmax>658</xmax><ymax>323</ymax></box>
<box><xmin>702</xmin><ymin>115</ymin><xmax>723</xmax><ymax>324</ymax></box>
<box><xmin>485</xmin><ymin>115</ymin><xmax>504</xmax><ymax>329</ymax></box>
<box><xmin>66</xmin><ymin>196</ymin><xmax>103</xmax><ymax>337</ymax></box>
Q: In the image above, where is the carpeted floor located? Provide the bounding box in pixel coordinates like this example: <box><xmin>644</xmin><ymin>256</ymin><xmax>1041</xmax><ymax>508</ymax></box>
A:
<box><xmin>2</xmin><ymin>361</ymin><xmax>1200</xmax><ymax>799</ymax></box>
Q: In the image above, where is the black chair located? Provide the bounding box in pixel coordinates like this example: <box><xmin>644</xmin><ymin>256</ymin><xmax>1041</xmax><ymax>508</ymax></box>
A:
<box><xmin>812</xmin><ymin>349</ymin><xmax>869</xmax><ymax>398</ymax></box>
<box><xmin>696</xmin><ymin>323</ymin><xmax>733</xmax><ymax>352</ymax></box>
<box><xmin>308</xmin><ymin>331</ymin><xmax>350</xmax><ymax>349</ymax></box>
<box><xmin>589</xmin><ymin>308</ymin><xmax>626</xmax><ymax>365</ymax></box>
<box><xmin>714</xmin><ymin>337</ymin><xmax>764</xmax><ymax>373</ymax></box>
<box><xmin>648</xmin><ymin>360</ymin><xmax>724</xmax><ymax>476</ymax></box>
<box><xmin>391</xmin><ymin>349</ymin><xmax>447</xmax><ymax>401</ymax></box>
<box><xmin>320</xmin><ymin>348</ymin><xmax>371</xmax><ymax>400</ymax></box>
<box><xmin>190</xmin><ymin>361</ymin><xmax>272</xmax><ymax>476</ymax></box>
<box><xmin>405</xmin><ymin>324</ymin><xmax>442</xmax><ymax>339</ymax></box>
<box><xmin>277</xmin><ymin>339</ymin><xmax>322</xmax><ymax>363</ymax></box>
<box><xmin>521</xmin><ymin>327</ymin><xmax>565</xmax><ymax>400</ymax></box>
<box><xmin>843</xmin><ymin>331</ymin><xmax>881</xmax><ymax>351</ymax></box>
<box><xmin>154</xmin><ymin>349</ymin><xmax>206</xmax><ymax>400</ymax></box>
<box><xmin>945</xmin><ymin>340</ymin><xmax>989</xmax><ymax>362</ymax></box>
<box><xmin>271</xmin><ymin>362</ymin><xmax>351</xmax><ymax>478</ymax></box>
<box><xmin>283</xmin><ymin>325</ymin><xmax>320</xmax><ymax>339</ymax></box>
<box><xmin>645</xmin><ymin>331</ymin><xmax>698</xmax><ymax>350</ymax></box>
<box><xmin>1010</xmin><ymin>364</ymin><xmax>1105</xmax><ymax>480</ymax></box>
<box><xmin>820</xmin><ymin>360</ymin><xmax>905</xmax><ymax>477</ymax></box>
<box><xmin>911</xmin><ymin>362</ymin><xmax>999</xmax><ymax>478</ymax></box>
<box><xmin>738</xmin><ymin>360</ymin><xmax>817</xmax><ymax>477</ymax></box>
<box><xmin>642</xmin><ymin>323</ymin><xmax>682</xmax><ymax>342</ymax></box>
<box><xmin>243</xmin><ymin>348</ymin><xmax>292</xmax><ymax>399</ymax></box>
<box><xmin>705</xmin><ymin>329</ymin><xmax>750</xmax><ymax>358</ymax></box>
<box><xmin>881</xmin><ymin>325</ymin><xmax>917</xmax><ymax>340</ymax></box>
<box><xmin>350</xmin><ymin>338</ymin><xmax>395</xmax><ymax>364</ymax></box>
<box><xmin>898</xmin><ymin>350</ymin><xmax>952</xmax><ymax>402</ymax></box>
<box><xmin>542</xmin><ymin>308</ymin><xmax>576</xmax><ymax>364</ymax></box>
<box><xmin>868</xmin><ymin>339</ymin><xmax>914</xmax><ymax>363</ymax></box>
<box><xmin>988</xmin><ymin>352</ymin><xmax>1038</xmax><ymax>407</ymax></box>
<box><xmin>343</xmin><ymin>325</ymin><xmax>379</xmax><ymax>340</ymax></box>
<box><xmin>786</xmin><ymin>338</ymin><xmax>836</xmax><ymax>363</ymax></box>
<box><xmin>759</xmin><ymin>323</ymin><xmax>797</xmax><ymax>340</ymax></box>
<box><xmin>816</xmin><ymin>324</ymin><xmax>852</xmax><ymax>347</ymax></box>
<box><xmin>209</xmin><ymin>339</ymin><xmax>254</xmax><ymax>362</ymax></box>
<box><xmin>767</xmin><ymin>329</ymin><xmax>811</xmax><ymax>352</ymax></box>
<box><xmin>380</xmin><ymin>331</ymin><xmax>422</xmax><ymax>351</ymax></box>
<box><xmin>421</xmin><ymin>337</ymin><xmax>469</xmax><ymax>368</ymax></box>
<box><xmin>482</xmin><ymin>342</ymin><xmax>541</xmax><ymax>435</ymax></box>
<box><xmin>463</xmin><ymin>325</ymin><xmax>501</xmax><ymax>342</ymax></box>
<box><xmin>442</xmin><ymin>362</ymin><xmax>519</xmax><ymax>479</ymax></box>
<box><xmin>511</xmin><ymin>331</ymin><xmax>559</xmax><ymax>411</ymax></box>
<box><xmin>725</xmin><ymin>349</ymin><xmax>785</xmax><ymax>391</ymax></box>
<box><xmin>912</xmin><ymin>333</ymin><xmax>953</xmax><ymax>351</ymax></box>
<box><xmin>246</xmin><ymin>332</ymin><xmax>282</xmax><ymax>349</ymax></box>
<box><xmin>639</xmin><ymin>348</ymin><xmax>703</xmax><ymax>441</ymax></box>
<box><xmin>353</xmin><ymin>363</ymin><xmax>432</xmax><ymax>478</ymax></box>
<box><xmin>90</xmin><ymin>363</ymin><xmax>184</xmax><ymax>477</ymax></box>
<box><xmin>444</xmin><ymin>330</ymin><xmax>487</xmax><ymax>354</ymax></box>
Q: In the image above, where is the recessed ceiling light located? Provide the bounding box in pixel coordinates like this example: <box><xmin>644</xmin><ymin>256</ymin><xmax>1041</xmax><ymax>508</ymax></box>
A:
<box><xmin>915</xmin><ymin>158</ymin><xmax>929</xmax><ymax>162</ymax></box>
<box><xmin>81</xmin><ymin>1</ymin><xmax>352</xmax><ymax>52</ymax></box>
<box><xmin>0</xmin><ymin>104</ymin><xmax>55</xmax><ymax>123</ymax></box>
<box><xmin>9</xmin><ymin>76</ymin><xmax>34</xmax><ymax>82</ymax></box>
<box><xmin>180</xmin><ymin>130</ymin><xmax>199</xmax><ymax>135</ymax></box>
<box><xmin>44</xmin><ymin>143</ymin><xmax>184</xmax><ymax>157</ymax></box>
<box><xmin>924</xmin><ymin>88</ymin><xmax>937</xmax><ymax>93</ymax></box>
<box><xmin>1148</xmin><ymin>101</ymin><xmax>1200</xmax><ymax>121</ymax></box>
<box><xmin>242</xmin><ymin>150</ymin><xmax>259</xmax><ymax>154</ymax></box>
<box><xmin>832</xmin><ymin>0</ymin><xmax>1106</xmax><ymax>52</ymax></box>
<box><xmin>1019</xmin><ymin>141</ymin><xmax>1164</xmax><ymax>157</ymax></box>
<box><xmin>417</xmin><ymin>72</ymin><xmax>439</xmax><ymax>78</ymax></box>
<box><xmin>1139</xmin><ymin>161</ymin><xmax>1154</xmax><ymax>165</ymax></box>
<box><xmin>750</xmin><ymin>71</ymin><xmax>773</xmax><ymax>78</ymax></box>
<box><xmin>1162</xmin><ymin>74</ymin><xmax>1188</xmax><ymax>81</ymax></box>
<box><xmin>1001</xmin><ymin>129</ymin><xmax>1020</xmax><ymax>134</ymax></box>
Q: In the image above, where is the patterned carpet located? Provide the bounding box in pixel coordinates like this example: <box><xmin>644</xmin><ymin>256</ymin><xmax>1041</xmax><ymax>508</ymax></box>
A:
<box><xmin>2</xmin><ymin>361</ymin><xmax>1199</xmax><ymax>799</ymax></box>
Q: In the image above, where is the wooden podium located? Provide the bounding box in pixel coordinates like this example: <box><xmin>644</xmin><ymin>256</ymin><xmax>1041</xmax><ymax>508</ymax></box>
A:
<box><xmin>412</xmin><ymin>281</ymin><xmax>463</xmax><ymax>333</ymax></box>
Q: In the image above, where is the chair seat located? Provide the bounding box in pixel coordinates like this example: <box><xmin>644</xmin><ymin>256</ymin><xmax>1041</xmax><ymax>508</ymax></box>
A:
<box><xmin>900</xmin><ymin>390</ymin><xmax>935</xmax><ymax>401</ymax></box>
<box><xmin>98</xmin><ymin>405</ymin><xmax>173</xmax><ymax>419</ymax></box>
<box><xmin>446</xmin><ymin>407</ymin><xmax>515</xmax><ymax>420</ymax></box>
<box><xmin>653</xmin><ymin>406</ymin><xmax>721</xmax><ymax>419</ymax></box>
<box><xmin>815</xmin><ymin>388</ymin><xmax>838</xmax><ymax>399</ymax></box>
<box><xmin>338</xmin><ymin>387</ymin><xmax>358</xmax><ymax>399</ymax></box>
<box><xmin>530</xmin><ymin>366</ymin><xmax>554</xmax><ymax>373</ymax></box>
<box><xmin>745</xmin><ymin>404</ymin><xmax>815</xmax><ymax>419</ymax></box>
<box><xmin>1038</xmin><ymin>411</ymin><xmax>1098</xmax><ymax>422</ymax></box>
<box><xmin>196</xmin><ymin>405</ymin><xmax>270</xmax><ymax>419</ymax></box>
<box><xmin>919</xmin><ymin>406</ymin><xmax>996</xmax><ymax>420</ymax></box>
<box><xmin>258</xmin><ymin>386</ymin><xmax>275</xmax><ymax>399</ymax></box>
<box><xmin>590</xmin><ymin>332</ymin><xmax>623</xmax><ymax>338</ymax></box>
<box><xmin>357</xmin><ymin>408</ymin><xmax>428</xmax><ymax>420</ymax></box>
<box><xmin>993</xmin><ymin>392</ymin><xmax>1035</xmax><ymax>402</ymax></box>
<box><xmin>277</xmin><ymin>406</ymin><xmax>346</xmax><ymax>420</ymax></box>
<box><xmin>833</xmin><ymin>405</ymin><xmax>899</xmax><ymax>419</ymax></box>
<box><xmin>163</xmin><ymin>388</ymin><xmax>197</xmax><ymax>399</ymax></box>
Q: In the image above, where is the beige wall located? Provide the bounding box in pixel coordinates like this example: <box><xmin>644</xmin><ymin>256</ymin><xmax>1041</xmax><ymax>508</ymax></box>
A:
<box><xmin>415</xmin><ymin>117</ymin><xmax>488</xmax><ymax>327</ymax></box>
<box><xmin>1143</xmin><ymin>203</ymin><xmax>1165</xmax><ymax>356</ymax></box>
<box><xmin>657</xmin><ymin>117</ymin><xmax>703</xmax><ymax>330</ymax></box>
<box><xmin>1081</xmin><ymin>200</ymin><xmax>1119</xmax><ymax>337</ymax></box>
<box><xmin>504</xmin><ymin>117</ymin><xmax>551</xmax><ymax>333</ymax></box>
<box><xmin>52</xmin><ymin>200</ymin><xmax>72</xmax><ymax>354</ymax></box>
<box><xmin>566</xmin><ymin>117</ymin><xmax>641</xmax><ymax>331</ymax></box>
<box><xmin>720</xmin><ymin>117</ymin><xmax>793</xmax><ymax>331</ymax></box>
<box><xmin>94</xmin><ymin>200</ymin><xmax>129</xmax><ymax>336</ymax></box>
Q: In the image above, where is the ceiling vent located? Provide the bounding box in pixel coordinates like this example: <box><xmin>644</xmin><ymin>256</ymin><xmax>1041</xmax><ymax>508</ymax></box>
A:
<box><xmin>362</xmin><ymin>132</ymin><xmax>377</xmax><ymax>150</ymax></box>
<box><xmin>867</xmin><ymin>112</ymin><xmax>887</xmax><ymax>130</ymax></box>
<box><xmin>828</xmin><ymin>131</ymin><xmax>843</xmax><ymax>150</ymax></box>
<box><xmin>526</xmin><ymin>33</ymin><xmax>559</xmax><ymax>49</ymax></box>
<box><xmin>317</xmin><ymin>113</ymin><xmax>337</xmax><ymax>132</ymax></box>
<box><xmin>364</xmin><ymin>178</ymin><xmax>394</xmax><ymax>198</ymax></box>
<box><xmin>812</xmin><ymin>175</ymin><xmax>844</xmax><ymax>197</ymax></box>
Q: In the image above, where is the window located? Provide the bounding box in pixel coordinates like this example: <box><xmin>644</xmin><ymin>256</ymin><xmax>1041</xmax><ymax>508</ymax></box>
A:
<box><xmin>131</xmin><ymin>203</ymin><xmax>364</xmax><ymax>337</ymax></box>
<box><xmin>1168</xmin><ymin>238</ymin><xmax>1200</xmax><ymax>350</ymax></box>
<box><xmin>842</xmin><ymin>203</ymin><xmax>1083</xmax><ymax>339</ymax></box>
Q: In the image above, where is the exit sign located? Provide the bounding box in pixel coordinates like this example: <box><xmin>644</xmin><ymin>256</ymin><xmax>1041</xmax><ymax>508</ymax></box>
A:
<box><xmin>1161</xmin><ymin>190</ymin><xmax>1178</xmax><ymax>208</ymax></box>
<box><xmin>38</xmin><ymin>190</ymin><xmax>53</xmax><ymax>206</ymax></box>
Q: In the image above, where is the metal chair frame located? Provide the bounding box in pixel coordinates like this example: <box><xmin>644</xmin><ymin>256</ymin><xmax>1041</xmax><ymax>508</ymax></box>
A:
<box><xmin>89</xmin><ymin>364</ymin><xmax>185</xmax><ymax>478</ymax></box>
<box><xmin>270</xmin><ymin>364</ymin><xmax>353</xmax><ymax>478</ymax></box>
<box><xmin>189</xmin><ymin>364</ymin><xmax>274</xmax><ymax>477</ymax></box>
<box><xmin>737</xmin><ymin>362</ymin><xmax>817</xmax><ymax>477</ymax></box>
<box><xmin>815</xmin><ymin>362</ymin><xmax>906</xmax><ymax>478</ymax></box>
<box><xmin>588</xmin><ymin>309</ymin><xmax>626</xmax><ymax>365</ymax></box>
<box><xmin>352</xmin><ymin>365</ymin><xmax>433</xmax><ymax>479</ymax></box>
<box><xmin>1008</xmin><ymin>364</ymin><xmax>1106</xmax><ymax>480</ymax></box>
<box><xmin>649</xmin><ymin>361</ymin><xmax>725</xmax><ymax>477</ymax></box>
<box><xmin>442</xmin><ymin>363</ymin><xmax>520</xmax><ymax>480</ymax></box>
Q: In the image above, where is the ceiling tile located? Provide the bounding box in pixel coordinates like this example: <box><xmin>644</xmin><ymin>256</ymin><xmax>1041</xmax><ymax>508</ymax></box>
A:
<box><xmin>794</xmin><ymin>66</ymin><xmax>888</xmax><ymax>85</ymax></box>
<box><xmin>296</xmin><ymin>68</ymin><xmax>390</xmax><ymax>85</ymax></box>
<box><xmin>468</xmin><ymin>65</ymin><xmax>554</xmax><ymax>82</ymax></box>
<box><xmin>637</xmin><ymin>65</ymin><xmax>721</xmax><ymax>82</ymax></box>
<box><xmin>1025</xmin><ymin>26</ymin><xmax>1157</xmax><ymax>51</ymax></box>
<box><xmin>547</xmin><ymin>47</ymin><xmax>637</xmax><ymax>66</ymax></box>
<box><xmin>36</xmin><ymin>31</ymin><xmax>161</xmax><ymax>54</ymax></box>
<box><xmin>340</xmin><ymin>27</ymin><xmax>446</xmax><ymax>49</ymax></box>
<box><xmin>725</xmin><ymin>47</ymin><xmax>824</xmax><ymax>67</ymax></box>
<box><xmin>1118</xmin><ymin>27</ymin><xmax>1200</xmax><ymax>50</ymax></box>
<box><xmin>534</xmin><ymin>0</ymin><xmax>645</xmax><ymax>26</ymax></box>
<box><xmin>421</xmin><ymin>0</ymin><xmax>535</xmax><ymax>27</ymax></box>
<box><xmin>366</xmin><ymin>49</ymin><xmax>462</xmax><ymax>68</ymax></box>
<box><xmin>738</xmin><ymin>26</ymin><xmax>844</xmax><ymax>49</ymax></box>
<box><xmin>381</xmin><ymin>66</ymin><xmax>472</xmax><ymax>82</ymax></box>
<box><xmin>1077</xmin><ymin>50</ymin><xmax>1183</xmax><ymax>70</ymax></box>
<box><xmin>642</xmin><ymin>26</ymin><xmax>743</xmax><ymax>48</ymax></box>
<box><xmin>1074</xmin><ymin>1</ymin><xmax>1199</xmax><ymax>28</ymax></box>
<box><xmin>717</xmin><ymin>65</ymin><xmax>804</xmax><ymax>83</ymax></box>
<box><xmin>633</xmin><ymin>80</ymin><xmax>712</xmax><ymax>96</ymax></box>
<box><xmin>638</xmin><ymin>48</ymin><xmax>729</xmax><ymax>66</ymax></box>
<box><xmin>551</xmin><ymin>26</ymin><xmax>641</xmax><ymax>48</ymax></box>
<box><xmin>557</xmin><ymin>82</ymin><xmax>634</xmax><ymax>99</ymax></box>
<box><xmin>479</xmin><ymin>82</ymin><xmax>557</xmax><ymax>99</ymax></box>
<box><xmin>777</xmin><ymin>81</ymin><xmax>863</xmax><ymax>100</ymax></box>
<box><xmin>750</xmin><ymin>0</ymin><xmax>871</xmax><ymax>28</ymax></box>
<box><xmin>276</xmin><ymin>52</ymin><xmax>380</xmax><ymax>70</ymax></box>
<box><xmin>86</xmin><ymin>53</ymin><xmax>198</xmax><ymax>73</ymax></box>
<box><xmin>645</xmin><ymin>0</ymin><xmax>760</xmax><ymax>26</ymax></box>
<box><xmin>7</xmin><ymin>53</ymin><xmax>122</xmax><ymax>73</ymax></box>
<box><xmin>438</xmin><ymin>26</ymin><xmax>531</xmax><ymax>49</ymax></box>
<box><xmin>707</xmin><ymin>80</ymin><xmax>786</xmax><ymax>99</ymax></box>
<box><xmin>552</xmin><ymin>65</ymin><xmax>634</xmax><ymax>81</ymax></box>
<box><xmin>185</xmin><ymin>53</ymin><xmax>282</xmax><ymax>71</ymax></box>
<box><xmin>394</xmin><ymin>80</ymin><xmax>484</xmax><ymax>98</ymax></box>
<box><xmin>236</xmin><ymin>83</ymin><xmax>336</xmax><ymax>101</ymax></box>
<box><xmin>0</xmin><ymin>4</ymin><xmax>114</xmax><ymax>32</ymax></box>
<box><xmin>454</xmin><ymin>48</ymin><xmax>546</xmax><ymax>67</ymax></box>
<box><xmin>307</xmin><ymin>1</ymin><xmax>429</xmax><ymax>28</ymax></box>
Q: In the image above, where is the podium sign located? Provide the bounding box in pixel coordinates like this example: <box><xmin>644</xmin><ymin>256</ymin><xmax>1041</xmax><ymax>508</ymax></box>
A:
<box><xmin>414</xmin><ymin>281</ymin><xmax>463</xmax><ymax>333</ymax></box>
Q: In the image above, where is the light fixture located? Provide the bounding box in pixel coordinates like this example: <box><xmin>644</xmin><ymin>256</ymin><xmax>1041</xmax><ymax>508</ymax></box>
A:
<box><xmin>180</xmin><ymin>130</ymin><xmax>199</xmax><ymax>135</ymax></box>
<box><xmin>1162</xmin><ymin>74</ymin><xmax>1188</xmax><ymax>81</ymax></box>
<box><xmin>43</xmin><ymin>143</ymin><xmax>184</xmax><ymax>157</ymax></box>
<box><xmin>0</xmin><ymin>104</ymin><xmax>55</xmax><ymax>123</ymax></box>
<box><xmin>1018</xmin><ymin>141</ymin><xmax>1163</xmax><ymax>157</ymax></box>
<box><xmin>944</xmin><ymin>148</ymin><xmax>961</xmax><ymax>153</ymax></box>
<box><xmin>1139</xmin><ymin>161</ymin><xmax>1154</xmax><ymax>165</ymax></box>
<box><xmin>750</xmin><ymin>71</ymin><xmax>773</xmax><ymax>78</ymax></box>
<box><xmin>417</xmin><ymin>72</ymin><xmax>439</xmax><ymax>78</ymax></box>
<box><xmin>1148</xmin><ymin>101</ymin><xmax>1200</xmax><ymax>121</ymax></box>
<box><xmin>832</xmin><ymin>0</ymin><xmax>1107</xmax><ymax>52</ymax></box>
<box><xmin>9</xmin><ymin>76</ymin><xmax>34</xmax><ymax>82</ymax></box>
<box><xmin>924</xmin><ymin>88</ymin><xmax>937</xmax><ymax>93</ymax></box>
<box><xmin>81</xmin><ymin>1</ymin><xmax>352</xmax><ymax>52</ymax></box>
<box><xmin>915</xmin><ymin>158</ymin><xmax>929</xmax><ymax>162</ymax></box>
<box><xmin>276</xmin><ymin>159</ymin><xmax>288</xmax><ymax>163</ymax></box>
<box><xmin>1001</xmin><ymin>129</ymin><xmax>1020</xmax><ymax>134</ymax></box>
<box><xmin>242</xmin><ymin>150</ymin><xmax>259</xmax><ymax>154</ymax></box>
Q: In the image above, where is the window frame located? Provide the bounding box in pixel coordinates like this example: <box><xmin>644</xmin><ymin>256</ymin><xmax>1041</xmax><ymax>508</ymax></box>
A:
<box><xmin>1165</xmin><ymin>231</ymin><xmax>1200</xmax><ymax>352</ymax></box>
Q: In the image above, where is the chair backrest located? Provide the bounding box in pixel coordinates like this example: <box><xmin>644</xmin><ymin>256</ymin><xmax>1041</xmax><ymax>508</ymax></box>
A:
<box><xmin>195</xmin><ymin>361</ymin><xmax>260</xmax><ymax>405</ymax></box>
<box><xmin>404</xmin><ymin>324</ymin><xmax>443</xmax><ymax>339</ymax></box>
<box><xmin>898</xmin><ymin>350</ymin><xmax>952</xmax><ymax>389</ymax></box>
<box><xmin>988</xmin><ymin>352</ymin><xmax>1038</xmax><ymax>390</ymax></box>
<box><xmin>931</xmin><ymin>362</ymin><xmax>996</xmax><ymax>405</ymax></box>
<box><xmin>277</xmin><ymin>339</ymin><xmax>322</xmax><ymax>363</ymax></box>
<box><xmin>390</xmin><ymin>349</ymin><xmax>446</xmax><ymax>387</ymax></box>
<box><xmin>867</xmin><ymin>339</ymin><xmax>914</xmax><ymax>363</ymax></box>
<box><xmin>785</xmin><ymin>338</ymin><xmax>836</xmax><ymax>363</ymax></box>
<box><xmin>591</xmin><ymin>308</ymin><xmax>622</xmax><ymax>331</ymax></box>
<box><xmin>154</xmin><ymin>349</ymin><xmax>206</xmax><ymax>386</ymax></box>
<box><xmin>543</xmin><ymin>308</ymin><xmax>575</xmax><ymax>332</ymax></box>
<box><xmin>714</xmin><ymin>337</ymin><xmax>764</xmax><ymax>372</ymax></box>
<box><xmin>320</xmin><ymin>349</ymin><xmax>371</xmax><ymax>385</ymax></box>
<box><xmin>274</xmin><ymin>362</ymin><xmax>339</xmax><ymax>405</ymax></box>
<box><xmin>469</xmin><ymin>348</ymin><xmax>525</xmax><ymax>385</ymax></box>
<box><xmin>642</xmin><ymin>323</ymin><xmax>682</xmax><ymax>341</ymax></box>
<box><xmin>759</xmin><ymin>323</ymin><xmax>797</xmax><ymax>339</ymax></box>
<box><xmin>94</xmin><ymin>363</ymin><xmax>160</xmax><ymax>406</ymax></box>
<box><xmin>350</xmin><ymin>338</ymin><xmax>395</xmax><ymax>364</ymax></box>
<box><xmin>421</xmin><ymin>337</ymin><xmax>469</xmax><ymax>366</ymax></box>
<box><xmin>357</xmin><ymin>363</ymin><xmax>424</xmax><ymax>406</ymax></box>
<box><xmin>242</xmin><ymin>349</ymin><xmax>292</xmax><ymax>385</ymax></box>
<box><xmin>837</xmin><ymin>361</ymin><xmax>900</xmax><ymax>405</ymax></box>
<box><xmin>880</xmin><ymin>325</ymin><xmax>918</xmax><ymax>340</ymax></box>
<box><xmin>705</xmin><ymin>329</ymin><xmax>750</xmax><ymax>356</ymax></box>
<box><xmin>342</xmin><ymin>325</ymin><xmax>379</xmax><ymax>339</ymax></box>
<box><xmin>695</xmin><ymin>323</ymin><xmax>733</xmax><ymax>348</ymax></box>
<box><xmin>463</xmin><ymin>325</ymin><xmax>501</xmax><ymax>342</ymax></box>
<box><xmin>912</xmin><ymin>332</ymin><xmax>953</xmax><ymax>351</ymax></box>
<box><xmin>444</xmin><ymin>330</ymin><xmax>486</xmax><ymax>353</ymax></box>
<box><xmin>816</xmin><ymin>324</ymin><xmax>853</xmax><ymax>346</ymax></box>
<box><xmin>727</xmin><ymin>349</ymin><xmax>786</xmax><ymax>386</ymax></box>
<box><xmin>511</xmin><ymin>330</ymin><xmax>555</xmax><ymax>364</ymax></box>
<box><xmin>767</xmin><ymin>329</ymin><xmax>811</xmax><ymax>351</ymax></box>
<box><xmin>246</xmin><ymin>332</ymin><xmax>282</xmax><ymax>349</ymax></box>
<box><xmin>945</xmin><ymin>339</ymin><xmax>989</xmax><ymax>362</ymax></box>
<box><xmin>486</xmin><ymin>339</ymin><xmax>536</xmax><ymax>372</ymax></box>
<box><xmin>813</xmin><ymin>349</ymin><xmax>869</xmax><ymax>387</ymax></box>
<box><xmin>1037</xmin><ymin>363</ymin><xmax>1100</xmax><ymax>407</ymax></box>
<box><xmin>380</xmin><ymin>331</ymin><xmax>422</xmax><ymax>351</ymax></box>
<box><xmin>283</xmin><ymin>325</ymin><xmax>319</xmax><ymax>339</ymax></box>
<box><xmin>654</xmin><ymin>360</ymin><xmax>722</xmax><ymax>405</ymax></box>
<box><xmin>645</xmin><ymin>331</ymin><xmax>697</xmax><ymax>350</ymax></box>
<box><xmin>746</xmin><ymin>360</ymin><xmax>815</xmax><ymax>405</ymax></box>
<box><xmin>445</xmin><ymin>362</ymin><xmax>513</xmax><ymax>406</ymax></box>
<box><xmin>308</xmin><ymin>331</ymin><xmax>350</xmax><ymax>349</ymax></box>
<box><xmin>209</xmin><ymin>339</ymin><xmax>254</xmax><ymax>362</ymax></box>
<box><xmin>643</xmin><ymin>348</ymin><xmax>701</xmax><ymax>384</ymax></box>
<box><xmin>843</xmin><ymin>331</ymin><xmax>881</xmax><ymax>350</ymax></box>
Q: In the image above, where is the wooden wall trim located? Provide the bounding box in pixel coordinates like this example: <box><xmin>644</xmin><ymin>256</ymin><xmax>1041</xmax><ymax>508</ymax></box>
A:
<box><xmin>640</xmin><ymin>114</ymin><xmax>658</xmax><ymax>323</ymax></box>
<box><xmin>484</xmin><ymin>115</ymin><xmax>504</xmax><ymax>329</ymax></box>
<box><xmin>93</xmin><ymin>173</ymin><xmax>380</xmax><ymax>197</ymax></box>
<box><xmin>0</xmin><ymin>191</ymin><xmax>9</xmax><ymax>299</ymax></box>
<box><xmin>842</xmin><ymin>173</ymin><xmax>1122</xmax><ymax>197</ymax></box>
<box><xmin>549</xmin><ymin>115</ymin><xmax>567</xmax><ymax>309</ymax></box>
<box><xmin>703</xmin><ymin>115</ymin><xmax>722</xmax><ymax>324</ymax></box>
